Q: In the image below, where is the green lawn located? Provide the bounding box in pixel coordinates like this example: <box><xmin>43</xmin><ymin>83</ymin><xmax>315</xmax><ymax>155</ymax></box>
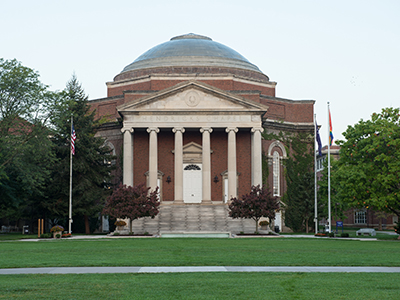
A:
<box><xmin>0</xmin><ymin>238</ymin><xmax>399</xmax><ymax>268</ymax></box>
<box><xmin>0</xmin><ymin>272</ymin><xmax>399</xmax><ymax>299</ymax></box>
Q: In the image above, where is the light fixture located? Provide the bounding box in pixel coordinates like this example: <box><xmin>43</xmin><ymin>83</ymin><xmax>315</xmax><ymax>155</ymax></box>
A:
<box><xmin>166</xmin><ymin>175</ymin><xmax>171</xmax><ymax>184</ymax></box>
<box><xmin>213</xmin><ymin>175</ymin><xmax>219</xmax><ymax>183</ymax></box>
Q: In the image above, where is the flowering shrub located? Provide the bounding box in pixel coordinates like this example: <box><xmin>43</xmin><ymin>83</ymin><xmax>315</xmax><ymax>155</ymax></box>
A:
<box><xmin>315</xmin><ymin>233</ymin><xmax>327</xmax><ymax>236</ymax></box>
<box><xmin>50</xmin><ymin>225</ymin><xmax>64</xmax><ymax>232</ymax></box>
<box><xmin>114</xmin><ymin>220</ymin><xmax>127</xmax><ymax>227</ymax></box>
<box><xmin>62</xmin><ymin>233</ymin><xmax>72</xmax><ymax>238</ymax></box>
<box><xmin>259</xmin><ymin>221</ymin><xmax>269</xmax><ymax>226</ymax></box>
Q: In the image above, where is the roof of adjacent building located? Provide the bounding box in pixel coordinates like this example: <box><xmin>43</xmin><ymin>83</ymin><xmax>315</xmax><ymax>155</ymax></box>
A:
<box><xmin>120</xmin><ymin>33</ymin><xmax>263</xmax><ymax>74</ymax></box>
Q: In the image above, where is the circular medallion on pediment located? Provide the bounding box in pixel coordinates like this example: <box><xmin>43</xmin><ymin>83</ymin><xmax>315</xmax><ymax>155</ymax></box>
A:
<box><xmin>185</xmin><ymin>91</ymin><xmax>200</xmax><ymax>107</ymax></box>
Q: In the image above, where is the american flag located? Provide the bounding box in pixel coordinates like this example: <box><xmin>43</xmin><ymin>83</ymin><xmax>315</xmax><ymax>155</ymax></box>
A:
<box><xmin>71</xmin><ymin>123</ymin><xmax>76</xmax><ymax>155</ymax></box>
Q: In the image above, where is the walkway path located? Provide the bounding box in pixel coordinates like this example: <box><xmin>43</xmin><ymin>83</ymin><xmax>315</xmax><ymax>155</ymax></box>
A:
<box><xmin>2</xmin><ymin>266</ymin><xmax>400</xmax><ymax>274</ymax></box>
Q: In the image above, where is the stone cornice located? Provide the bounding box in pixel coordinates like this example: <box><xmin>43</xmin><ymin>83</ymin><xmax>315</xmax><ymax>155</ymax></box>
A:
<box><xmin>263</xmin><ymin>119</ymin><xmax>314</xmax><ymax>132</ymax></box>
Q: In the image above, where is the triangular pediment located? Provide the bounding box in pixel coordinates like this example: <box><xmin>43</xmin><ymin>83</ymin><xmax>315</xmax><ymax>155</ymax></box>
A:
<box><xmin>183</xmin><ymin>142</ymin><xmax>202</xmax><ymax>153</ymax></box>
<box><xmin>117</xmin><ymin>80</ymin><xmax>269</xmax><ymax>113</ymax></box>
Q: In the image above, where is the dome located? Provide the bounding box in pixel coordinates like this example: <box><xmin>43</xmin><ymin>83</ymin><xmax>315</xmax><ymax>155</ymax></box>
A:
<box><xmin>120</xmin><ymin>33</ymin><xmax>262</xmax><ymax>74</ymax></box>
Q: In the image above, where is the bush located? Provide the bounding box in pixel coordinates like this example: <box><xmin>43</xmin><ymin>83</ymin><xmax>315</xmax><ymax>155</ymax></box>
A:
<box><xmin>40</xmin><ymin>233</ymin><xmax>51</xmax><ymax>238</ymax></box>
<box><xmin>328</xmin><ymin>232</ymin><xmax>335</xmax><ymax>238</ymax></box>
<box><xmin>55</xmin><ymin>234</ymin><xmax>61</xmax><ymax>238</ymax></box>
<box><xmin>259</xmin><ymin>221</ymin><xmax>269</xmax><ymax>226</ymax></box>
<box><xmin>113</xmin><ymin>232</ymin><xmax>120</xmax><ymax>236</ymax></box>
<box><xmin>341</xmin><ymin>233</ymin><xmax>349</xmax><ymax>238</ymax></box>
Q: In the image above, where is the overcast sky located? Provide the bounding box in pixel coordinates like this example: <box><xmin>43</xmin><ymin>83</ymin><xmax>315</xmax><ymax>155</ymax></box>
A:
<box><xmin>2</xmin><ymin>0</ymin><xmax>399</xmax><ymax>143</ymax></box>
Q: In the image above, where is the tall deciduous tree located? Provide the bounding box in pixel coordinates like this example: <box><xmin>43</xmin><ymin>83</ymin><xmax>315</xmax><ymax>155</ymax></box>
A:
<box><xmin>102</xmin><ymin>183</ymin><xmax>160</xmax><ymax>234</ymax></box>
<box><xmin>335</xmin><ymin>107</ymin><xmax>400</xmax><ymax>219</ymax></box>
<box><xmin>0</xmin><ymin>58</ymin><xmax>55</xmax><ymax>221</ymax></box>
<box><xmin>46</xmin><ymin>74</ymin><xmax>114</xmax><ymax>233</ymax></box>
<box><xmin>229</xmin><ymin>185</ymin><xmax>279</xmax><ymax>233</ymax></box>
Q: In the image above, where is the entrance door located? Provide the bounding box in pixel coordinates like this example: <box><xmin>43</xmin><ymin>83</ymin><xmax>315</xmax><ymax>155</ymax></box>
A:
<box><xmin>183</xmin><ymin>164</ymin><xmax>202</xmax><ymax>203</ymax></box>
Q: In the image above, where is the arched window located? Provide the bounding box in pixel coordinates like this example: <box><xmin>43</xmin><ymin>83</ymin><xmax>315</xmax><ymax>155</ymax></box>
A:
<box><xmin>273</xmin><ymin>151</ymin><xmax>280</xmax><ymax>196</ymax></box>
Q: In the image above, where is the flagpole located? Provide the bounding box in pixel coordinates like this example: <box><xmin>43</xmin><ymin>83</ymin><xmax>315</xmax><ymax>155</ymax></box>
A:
<box><xmin>69</xmin><ymin>115</ymin><xmax>73</xmax><ymax>234</ymax></box>
<box><xmin>327</xmin><ymin>102</ymin><xmax>331</xmax><ymax>233</ymax></box>
<box><xmin>314</xmin><ymin>113</ymin><xmax>318</xmax><ymax>234</ymax></box>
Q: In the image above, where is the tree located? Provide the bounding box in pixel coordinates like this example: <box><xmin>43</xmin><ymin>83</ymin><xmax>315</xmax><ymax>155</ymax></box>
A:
<box><xmin>102</xmin><ymin>183</ymin><xmax>160</xmax><ymax>234</ymax></box>
<box><xmin>228</xmin><ymin>185</ymin><xmax>279</xmax><ymax>233</ymax></box>
<box><xmin>334</xmin><ymin>107</ymin><xmax>400</xmax><ymax>219</ymax></box>
<box><xmin>46</xmin><ymin>74</ymin><xmax>115</xmax><ymax>233</ymax></box>
<box><xmin>0</xmin><ymin>58</ymin><xmax>56</xmax><ymax>222</ymax></box>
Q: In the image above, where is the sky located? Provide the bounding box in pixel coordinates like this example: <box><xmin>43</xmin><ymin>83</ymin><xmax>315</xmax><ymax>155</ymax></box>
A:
<box><xmin>2</xmin><ymin>0</ymin><xmax>399</xmax><ymax>143</ymax></box>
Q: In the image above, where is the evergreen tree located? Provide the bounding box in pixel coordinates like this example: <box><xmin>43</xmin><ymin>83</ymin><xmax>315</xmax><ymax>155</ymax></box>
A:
<box><xmin>46</xmin><ymin>75</ymin><xmax>114</xmax><ymax>233</ymax></box>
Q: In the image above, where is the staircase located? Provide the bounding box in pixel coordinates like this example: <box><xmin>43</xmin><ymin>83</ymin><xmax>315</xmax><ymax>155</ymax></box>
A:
<box><xmin>129</xmin><ymin>204</ymin><xmax>256</xmax><ymax>235</ymax></box>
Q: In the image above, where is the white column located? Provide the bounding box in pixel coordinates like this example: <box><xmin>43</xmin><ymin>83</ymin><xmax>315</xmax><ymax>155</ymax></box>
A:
<box><xmin>147</xmin><ymin>127</ymin><xmax>159</xmax><ymax>192</ymax></box>
<box><xmin>173</xmin><ymin>127</ymin><xmax>185</xmax><ymax>203</ymax></box>
<box><xmin>251</xmin><ymin>127</ymin><xmax>263</xmax><ymax>188</ymax></box>
<box><xmin>200</xmin><ymin>127</ymin><xmax>213</xmax><ymax>203</ymax></box>
<box><xmin>121</xmin><ymin>127</ymin><xmax>134</xmax><ymax>187</ymax></box>
<box><xmin>226</xmin><ymin>127</ymin><xmax>238</xmax><ymax>200</ymax></box>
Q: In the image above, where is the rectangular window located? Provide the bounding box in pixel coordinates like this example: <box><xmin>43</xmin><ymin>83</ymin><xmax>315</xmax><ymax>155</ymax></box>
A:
<box><xmin>273</xmin><ymin>151</ymin><xmax>280</xmax><ymax>196</ymax></box>
<box><xmin>355</xmin><ymin>210</ymin><xmax>366</xmax><ymax>224</ymax></box>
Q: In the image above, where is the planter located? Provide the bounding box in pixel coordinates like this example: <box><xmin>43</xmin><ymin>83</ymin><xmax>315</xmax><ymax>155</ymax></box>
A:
<box><xmin>260</xmin><ymin>225</ymin><xmax>268</xmax><ymax>230</ymax></box>
<box><xmin>53</xmin><ymin>231</ymin><xmax>62</xmax><ymax>239</ymax></box>
<box><xmin>117</xmin><ymin>226</ymin><xmax>125</xmax><ymax>231</ymax></box>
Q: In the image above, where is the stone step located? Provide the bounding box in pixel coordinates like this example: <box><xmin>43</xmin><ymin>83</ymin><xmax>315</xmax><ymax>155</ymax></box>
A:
<box><xmin>128</xmin><ymin>204</ymin><xmax>256</xmax><ymax>235</ymax></box>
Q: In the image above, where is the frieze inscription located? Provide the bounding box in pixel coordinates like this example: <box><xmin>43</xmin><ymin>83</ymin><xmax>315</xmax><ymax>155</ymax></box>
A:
<box><xmin>133</xmin><ymin>115</ymin><xmax>255</xmax><ymax>123</ymax></box>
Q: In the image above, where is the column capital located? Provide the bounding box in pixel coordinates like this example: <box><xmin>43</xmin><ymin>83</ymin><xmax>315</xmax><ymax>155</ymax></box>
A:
<box><xmin>225</xmin><ymin>127</ymin><xmax>238</xmax><ymax>133</ymax></box>
<box><xmin>147</xmin><ymin>127</ymin><xmax>160</xmax><ymax>133</ymax></box>
<box><xmin>200</xmin><ymin>127</ymin><xmax>213</xmax><ymax>133</ymax></box>
<box><xmin>251</xmin><ymin>127</ymin><xmax>264</xmax><ymax>133</ymax></box>
<box><xmin>172</xmin><ymin>127</ymin><xmax>185</xmax><ymax>133</ymax></box>
<box><xmin>121</xmin><ymin>127</ymin><xmax>134</xmax><ymax>134</ymax></box>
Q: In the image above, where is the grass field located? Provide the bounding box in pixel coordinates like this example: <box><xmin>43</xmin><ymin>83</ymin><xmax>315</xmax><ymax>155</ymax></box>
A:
<box><xmin>0</xmin><ymin>237</ymin><xmax>399</xmax><ymax>268</ymax></box>
<box><xmin>1</xmin><ymin>272</ymin><xmax>399</xmax><ymax>299</ymax></box>
<box><xmin>1</xmin><ymin>235</ymin><xmax>399</xmax><ymax>299</ymax></box>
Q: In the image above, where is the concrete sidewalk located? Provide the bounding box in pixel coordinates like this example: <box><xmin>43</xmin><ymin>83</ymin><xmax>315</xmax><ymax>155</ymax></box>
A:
<box><xmin>1</xmin><ymin>266</ymin><xmax>400</xmax><ymax>275</ymax></box>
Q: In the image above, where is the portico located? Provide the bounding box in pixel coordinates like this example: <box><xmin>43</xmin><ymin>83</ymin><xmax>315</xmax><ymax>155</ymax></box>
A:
<box><xmin>118</xmin><ymin>81</ymin><xmax>268</xmax><ymax>203</ymax></box>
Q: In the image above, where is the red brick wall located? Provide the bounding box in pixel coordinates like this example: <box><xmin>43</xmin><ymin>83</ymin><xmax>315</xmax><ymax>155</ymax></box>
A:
<box><xmin>210</xmin><ymin>130</ymin><xmax>227</xmax><ymax>201</ymax></box>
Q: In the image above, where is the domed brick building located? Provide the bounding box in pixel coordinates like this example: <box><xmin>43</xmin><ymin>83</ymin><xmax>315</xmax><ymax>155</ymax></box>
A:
<box><xmin>90</xmin><ymin>33</ymin><xmax>315</xmax><ymax>233</ymax></box>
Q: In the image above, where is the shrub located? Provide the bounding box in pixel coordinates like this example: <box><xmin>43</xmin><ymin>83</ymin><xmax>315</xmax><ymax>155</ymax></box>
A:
<box><xmin>315</xmin><ymin>233</ymin><xmax>326</xmax><ymax>237</ymax></box>
<box><xmin>62</xmin><ymin>233</ymin><xmax>72</xmax><ymax>238</ymax></box>
<box><xmin>328</xmin><ymin>232</ymin><xmax>335</xmax><ymax>237</ymax></box>
<box><xmin>40</xmin><ymin>233</ymin><xmax>51</xmax><ymax>238</ymax></box>
<box><xmin>259</xmin><ymin>221</ymin><xmax>269</xmax><ymax>226</ymax></box>
<box><xmin>113</xmin><ymin>232</ymin><xmax>120</xmax><ymax>236</ymax></box>
<box><xmin>55</xmin><ymin>234</ymin><xmax>61</xmax><ymax>238</ymax></box>
<box><xmin>50</xmin><ymin>225</ymin><xmax>64</xmax><ymax>232</ymax></box>
<box><xmin>341</xmin><ymin>233</ymin><xmax>349</xmax><ymax>237</ymax></box>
